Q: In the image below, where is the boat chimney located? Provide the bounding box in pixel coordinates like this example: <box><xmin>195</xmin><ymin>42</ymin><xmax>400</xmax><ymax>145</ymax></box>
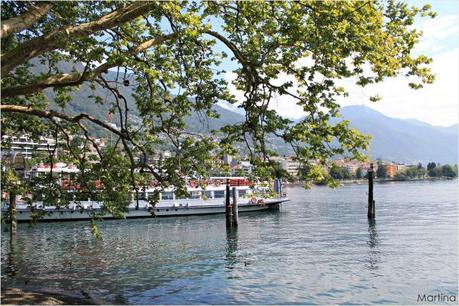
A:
<box><xmin>274</xmin><ymin>178</ymin><xmax>282</xmax><ymax>197</ymax></box>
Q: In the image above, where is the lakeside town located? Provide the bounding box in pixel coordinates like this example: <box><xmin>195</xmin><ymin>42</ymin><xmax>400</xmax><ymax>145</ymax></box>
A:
<box><xmin>2</xmin><ymin>133</ymin><xmax>457</xmax><ymax>184</ymax></box>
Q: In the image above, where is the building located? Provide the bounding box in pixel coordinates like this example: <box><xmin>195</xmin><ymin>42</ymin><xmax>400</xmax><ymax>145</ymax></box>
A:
<box><xmin>272</xmin><ymin>156</ymin><xmax>300</xmax><ymax>177</ymax></box>
<box><xmin>396</xmin><ymin>163</ymin><xmax>415</xmax><ymax>172</ymax></box>
<box><xmin>386</xmin><ymin>164</ymin><xmax>397</xmax><ymax>178</ymax></box>
<box><xmin>334</xmin><ymin>159</ymin><xmax>362</xmax><ymax>175</ymax></box>
<box><xmin>231</xmin><ymin>160</ymin><xmax>253</xmax><ymax>175</ymax></box>
<box><xmin>29</xmin><ymin>162</ymin><xmax>79</xmax><ymax>178</ymax></box>
<box><xmin>222</xmin><ymin>154</ymin><xmax>232</xmax><ymax>165</ymax></box>
<box><xmin>1</xmin><ymin>135</ymin><xmax>56</xmax><ymax>159</ymax></box>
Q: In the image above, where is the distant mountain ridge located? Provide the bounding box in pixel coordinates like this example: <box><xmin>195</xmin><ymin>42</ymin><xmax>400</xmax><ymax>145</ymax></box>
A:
<box><xmin>336</xmin><ymin>105</ymin><xmax>458</xmax><ymax>164</ymax></box>
<box><xmin>59</xmin><ymin>95</ymin><xmax>458</xmax><ymax>164</ymax></box>
<box><xmin>37</xmin><ymin>62</ymin><xmax>457</xmax><ymax>164</ymax></box>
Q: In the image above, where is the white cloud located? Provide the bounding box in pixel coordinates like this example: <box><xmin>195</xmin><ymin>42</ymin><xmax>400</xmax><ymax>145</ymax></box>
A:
<box><xmin>338</xmin><ymin>48</ymin><xmax>458</xmax><ymax>126</ymax></box>
<box><xmin>414</xmin><ymin>15</ymin><xmax>459</xmax><ymax>54</ymax></box>
<box><xmin>338</xmin><ymin>14</ymin><xmax>459</xmax><ymax>126</ymax></box>
<box><xmin>224</xmin><ymin>14</ymin><xmax>459</xmax><ymax>126</ymax></box>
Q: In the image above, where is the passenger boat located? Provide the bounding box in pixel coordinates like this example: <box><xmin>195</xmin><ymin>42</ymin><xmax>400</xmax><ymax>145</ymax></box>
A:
<box><xmin>2</xmin><ymin>177</ymin><xmax>289</xmax><ymax>222</ymax></box>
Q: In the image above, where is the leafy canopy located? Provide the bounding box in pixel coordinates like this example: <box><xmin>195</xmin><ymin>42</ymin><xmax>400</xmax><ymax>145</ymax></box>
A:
<box><xmin>1</xmin><ymin>1</ymin><xmax>435</xmax><ymax>213</ymax></box>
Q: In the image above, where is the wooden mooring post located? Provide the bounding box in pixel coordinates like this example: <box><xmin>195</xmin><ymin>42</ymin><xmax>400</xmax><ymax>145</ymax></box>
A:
<box><xmin>225</xmin><ymin>180</ymin><xmax>239</xmax><ymax>228</ymax></box>
<box><xmin>367</xmin><ymin>163</ymin><xmax>375</xmax><ymax>219</ymax></box>
<box><xmin>225</xmin><ymin>179</ymin><xmax>232</xmax><ymax>227</ymax></box>
<box><xmin>231</xmin><ymin>187</ymin><xmax>239</xmax><ymax>227</ymax></box>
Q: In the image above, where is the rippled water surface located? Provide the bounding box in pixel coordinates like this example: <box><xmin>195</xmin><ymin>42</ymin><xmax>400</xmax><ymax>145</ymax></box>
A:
<box><xmin>2</xmin><ymin>180</ymin><xmax>458</xmax><ymax>304</ymax></box>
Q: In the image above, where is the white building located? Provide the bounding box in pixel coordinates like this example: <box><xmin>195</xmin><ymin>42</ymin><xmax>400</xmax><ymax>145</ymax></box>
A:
<box><xmin>1</xmin><ymin>135</ymin><xmax>56</xmax><ymax>159</ymax></box>
<box><xmin>29</xmin><ymin>162</ymin><xmax>79</xmax><ymax>178</ymax></box>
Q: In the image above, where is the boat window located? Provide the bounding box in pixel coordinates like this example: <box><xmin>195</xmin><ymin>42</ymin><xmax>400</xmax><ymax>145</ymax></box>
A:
<box><xmin>134</xmin><ymin>192</ymin><xmax>147</xmax><ymax>200</ymax></box>
<box><xmin>176</xmin><ymin>193</ymin><xmax>188</xmax><ymax>199</ymax></box>
<box><xmin>147</xmin><ymin>193</ymin><xmax>158</xmax><ymax>200</ymax></box>
<box><xmin>161</xmin><ymin>192</ymin><xmax>174</xmax><ymax>200</ymax></box>
<box><xmin>190</xmin><ymin>191</ymin><xmax>201</xmax><ymax>199</ymax></box>
<box><xmin>203</xmin><ymin>191</ymin><xmax>213</xmax><ymax>199</ymax></box>
<box><xmin>238</xmin><ymin>190</ymin><xmax>246</xmax><ymax>197</ymax></box>
<box><xmin>214</xmin><ymin>190</ymin><xmax>225</xmax><ymax>198</ymax></box>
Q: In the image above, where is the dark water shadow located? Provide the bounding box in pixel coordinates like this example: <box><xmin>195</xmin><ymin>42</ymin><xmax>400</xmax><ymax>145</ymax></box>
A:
<box><xmin>2</xmin><ymin>234</ymin><xmax>19</xmax><ymax>279</ymax></box>
<box><xmin>225</xmin><ymin>227</ymin><xmax>239</xmax><ymax>270</ymax></box>
<box><xmin>366</xmin><ymin>219</ymin><xmax>380</xmax><ymax>271</ymax></box>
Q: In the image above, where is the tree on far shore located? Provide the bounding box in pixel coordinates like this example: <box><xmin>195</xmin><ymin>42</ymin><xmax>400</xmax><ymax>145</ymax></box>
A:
<box><xmin>440</xmin><ymin>165</ymin><xmax>457</xmax><ymax>178</ymax></box>
<box><xmin>356</xmin><ymin>167</ymin><xmax>364</xmax><ymax>179</ymax></box>
<box><xmin>376</xmin><ymin>162</ymin><xmax>387</xmax><ymax>179</ymax></box>
<box><xmin>427</xmin><ymin>162</ymin><xmax>437</xmax><ymax>176</ymax></box>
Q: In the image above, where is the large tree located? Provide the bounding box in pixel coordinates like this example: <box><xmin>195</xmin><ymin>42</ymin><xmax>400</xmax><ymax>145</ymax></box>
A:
<box><xmin>1</xmin><ymin>1</ymin><xmax>435</xmax><ymax>216</ymax></box>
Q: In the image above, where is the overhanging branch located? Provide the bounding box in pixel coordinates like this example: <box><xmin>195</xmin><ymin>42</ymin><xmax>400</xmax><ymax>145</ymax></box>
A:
<box><xmin>1</xmin><ymin>2</ymin><xmax>53</xmax><ymax>38</ymax></box>
<box><xmin>1</xmin><ymin>33</ymin><xmax>179</xmax><ymax>98</ymax></box>
<box><xmin>1</xmin><ymin>1</ymin><xmax>156</xmax><ymax>75</ymax></box>
<box><xmin>204</xmin><ymin>30</ymin><xmax>259</xmax><ymax>85</ymax></box>
<box><xmin>0</xmin><ymin>105</ymin><xmax>124</xmax><ymax>138</ymax></box>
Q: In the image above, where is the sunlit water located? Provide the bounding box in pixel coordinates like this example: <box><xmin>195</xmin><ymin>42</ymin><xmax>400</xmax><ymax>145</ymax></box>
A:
<box><xmin>2</xmin><ymin>180</ymin><xmax>458</xmax><ymax>304</ymax></box>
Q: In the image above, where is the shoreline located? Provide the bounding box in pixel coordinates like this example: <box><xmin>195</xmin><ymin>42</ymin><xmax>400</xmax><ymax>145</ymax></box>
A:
<box><xmin>287</xmin><ymin>177</ymin><xmax>456</xmax><ymax>187</ymax></box>
<box><xmin>1</xmin><ymin>287</ymin><xmax>105</xmax><ymax>305</ymax></box>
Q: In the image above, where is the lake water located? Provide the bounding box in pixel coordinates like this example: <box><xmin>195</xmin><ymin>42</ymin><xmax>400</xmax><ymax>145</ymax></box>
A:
<box><xmin>1</xmin><ymin>180</ymin><xmax>458</xmax><ymax>304</ymax></box>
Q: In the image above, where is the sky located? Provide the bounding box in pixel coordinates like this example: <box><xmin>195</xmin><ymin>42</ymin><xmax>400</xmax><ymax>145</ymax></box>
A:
<box><xmin>220</xmin><ymin>0</ymin><xmax>459</xmax><ymax>127</ymax></box>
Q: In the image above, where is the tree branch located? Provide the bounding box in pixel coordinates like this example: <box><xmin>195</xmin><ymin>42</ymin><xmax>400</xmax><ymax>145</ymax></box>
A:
<box><xmin>204</xmin><ymin>30</ymin><xmax>259</xmax><ymax>84</ymax></box>
<box><xmin>1</xmin><ymin>1</ymin><xmax>156</xmax><ymax>75</ymax></box>
<box><xmin>132</xmin><ymin>32</ymin><xmax>179</xmax><ymax>53</ymax></box>
<box><xmin>0</xmin><ymin>105</ymin><xmax>124</xmax><ymax>138</ymax></box>
<box><xmin>1</xmin><ymin>32</ymin><xmax>179</xmax><ymax>98</ymax></box>
<box><xmin>1</xmin><ymin>62</ymin><xmax>112</xmax><ymax>98</ymax></box>
<box><xmin>1</xmin><ymin>2</ymin><xmax>53</xmax><ymax>38</ymax></box>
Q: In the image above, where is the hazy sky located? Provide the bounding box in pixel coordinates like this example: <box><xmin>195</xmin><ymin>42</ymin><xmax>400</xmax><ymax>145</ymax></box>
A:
<box><xmin>222</xmin><ymin>0</ymin><xmax>458</xmax><ymax>126</ymax></box>
<box><xmin>338</xmin><ymin>0</ymin><xmax>459</xmax><ymax>127</ymax></box>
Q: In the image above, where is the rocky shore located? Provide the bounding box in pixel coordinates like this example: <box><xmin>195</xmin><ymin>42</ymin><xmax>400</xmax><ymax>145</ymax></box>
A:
<box><xmin>1</xmin><ymin>287</ymin><xmax>105</xmax><ymax>305</ymax></box>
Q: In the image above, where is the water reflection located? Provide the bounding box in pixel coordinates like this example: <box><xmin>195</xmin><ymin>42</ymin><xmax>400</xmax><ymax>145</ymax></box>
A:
<box><xmin>3</xmin><ymin>234</ymin><xmax>18</xmax><ymax>278</ymax></box>
<box><xmin>1</xmin><ymin>181</ymin><xmax>457</xmax><ymax>304</ymax></box>
<box><xmin>225</xmin><ymin>227</ymin><xmax>238</xmax><ymax>270</ymax></box>
<box><xmin>366</xmin><ymin>219</ymin><xmax>380</xmax><ymax>271</ymax></box>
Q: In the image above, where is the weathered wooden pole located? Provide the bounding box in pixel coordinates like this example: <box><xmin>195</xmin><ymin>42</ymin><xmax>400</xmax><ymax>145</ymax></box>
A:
<box><xmin>9</xmin><ymin>191</ymin><xmax>17</xmax><ymax>236</ymax></box>
<box><xmin>225</xmin><ymin>179</ymin><xmax>233</xmax><ymax>227</ymax></box>
<box><xmin>231</xmin><ymin>187</ymin><xmax>239</xmax><ymax>227</ymax></box>
<box><xmin>367</xmin><ymin>163</ymin><xmax>375</xmax><ymax>219</ymax></box>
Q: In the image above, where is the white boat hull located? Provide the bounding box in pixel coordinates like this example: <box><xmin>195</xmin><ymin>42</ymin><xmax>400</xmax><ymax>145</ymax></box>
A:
<box><xmin>5</xmin><ymin>198</ymin><xmax>289</xmax><ymax>222</ymax></box>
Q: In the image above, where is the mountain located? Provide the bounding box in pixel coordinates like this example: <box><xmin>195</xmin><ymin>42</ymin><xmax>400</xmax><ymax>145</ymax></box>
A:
<box><xmin>437</xmin><ymin>124</ymin><xmax>458</xmax><ymax>136</ymax></box>
<box><xmin>406</xmin><ymin>119</ymin><xmax>458</xmax><ymax>136</ymax></box>
<box><xmin>52</xmin><ymin>90</ymin><xmax>459</xmax><ymax>163</ymax></box>
<box><xmin>184</xmin><ymin>103</ymin><xmax>244</xmax><ymax>133</ymax></box>
<box><xmin>32</xmin><ymin>61</ymin><xmax>457</xmax><ymax>163</ymax></box>
<box><xmin>37</xmin><ymin>62</ymin><xmax>239</xmax><ymax>137</ymax></box>
<box><xmin>336</xmin><ymin>105</ymin><xmax>458</xmax><ymax>164</ymax></box>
